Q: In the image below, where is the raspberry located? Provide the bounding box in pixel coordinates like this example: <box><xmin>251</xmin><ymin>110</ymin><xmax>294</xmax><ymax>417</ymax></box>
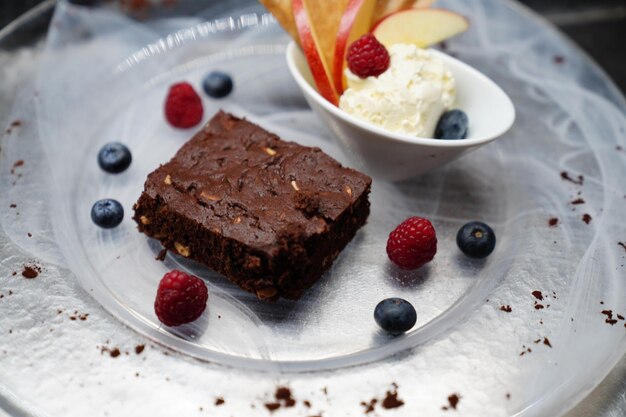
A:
<box><xmin>346</xmin><ymin>34</ymin><xmax>390</xmax><ymax>79</ymax></box>
<box><xmin>164</xmin><ymin>82</ymin><xmax>204</xmax><ymax>129</ymax></box>
<box><xmin>154</xmin><ymin>270</ymin><xmax>208</xmax><ymax>327</ymax></box>
<box><xmin>386</xmin><ymin>217</ymin><xmax>437</xmax><ymax>270</ymax></box>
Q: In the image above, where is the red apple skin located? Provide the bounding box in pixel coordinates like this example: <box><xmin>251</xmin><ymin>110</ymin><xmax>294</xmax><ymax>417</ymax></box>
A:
<box><xmin>333</xmin><ymin>0</ymin><xmax>365</xmax><ymax>94</ymax></box>
<box><xmin>293</xmin><ymin>0</ymin><xmax>339</xmax><ymax>105</ymax></box>
<box><xmin>371</xmin><ymin>7</ymin><xmax>468</xmax><ymax>35</ymax></box>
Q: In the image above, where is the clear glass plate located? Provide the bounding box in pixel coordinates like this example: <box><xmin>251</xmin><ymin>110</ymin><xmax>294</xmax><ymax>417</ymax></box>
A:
<box><xmin>0</xmin><ymin>0</ymin><xmax>624</xmax><ymax>416</ymax></box>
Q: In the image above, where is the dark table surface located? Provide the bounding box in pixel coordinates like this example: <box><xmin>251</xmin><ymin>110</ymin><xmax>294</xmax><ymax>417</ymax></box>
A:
<box><xmin>1</xmin><ymin>0</ymin><xmax>626</xmax><ymax>95</ymax></box>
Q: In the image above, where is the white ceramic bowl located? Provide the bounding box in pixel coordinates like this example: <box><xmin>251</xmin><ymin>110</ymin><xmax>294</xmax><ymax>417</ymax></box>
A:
<box><xmin>285</xmin><ymin>41</ymin><xmax>516</xmax><ymax>181</ymax></box>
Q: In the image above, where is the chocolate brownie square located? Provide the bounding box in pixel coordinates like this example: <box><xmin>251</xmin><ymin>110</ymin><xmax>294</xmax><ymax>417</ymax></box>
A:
<box><xmin>133</xmin><ymin>111</ymin><xmax>371</xmax><ymax>300</ymax></box>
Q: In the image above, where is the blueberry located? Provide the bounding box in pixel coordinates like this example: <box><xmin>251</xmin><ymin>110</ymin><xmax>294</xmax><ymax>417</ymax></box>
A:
<box><xmin>374</xmin><ymin>298</ymin><xmax>417</xmax><ymax>334</ymax></box>
<box><xmin>98</xmin><ymin>142</ymin><xmax>132</xmax><ymax>174</ymax></box>
<box><xmin>202</xmin><ymin>71</ymin><xmax>234</xmax><ymax>99</ymax></box>
<box><xmin>456</xmin><ymin>221</ymin><xmax>496</xmax><ymax>259</ymax></box>
<box><xmin>435</xmin><ymin>109</ymin><xmax>469</xmax><ymax>140</ymax></box>
<box><xmin>91</xmin><ymin>199</ymin><xmax>124</xmax><ymax>229</ymax></box>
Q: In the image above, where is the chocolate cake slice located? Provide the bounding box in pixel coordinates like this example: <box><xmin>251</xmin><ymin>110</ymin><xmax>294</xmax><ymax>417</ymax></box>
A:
<box><xmin>133</xmin><ymin>111</ymin><xmax>371</xmax><ymax>301</ymax></box>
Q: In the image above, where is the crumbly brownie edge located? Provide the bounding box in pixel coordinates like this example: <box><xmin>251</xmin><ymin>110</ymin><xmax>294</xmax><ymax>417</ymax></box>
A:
<box><xmin>133</xmin><ymin>185</ymin><xmax>370</xmax><ymax>300</ymax></box>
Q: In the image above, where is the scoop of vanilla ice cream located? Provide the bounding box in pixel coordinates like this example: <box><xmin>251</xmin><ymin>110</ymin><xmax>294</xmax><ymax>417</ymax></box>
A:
<box><xmin>339</xmin><ymin>44</ymin><xmax>456</xmax><ymax>138</ymax></box>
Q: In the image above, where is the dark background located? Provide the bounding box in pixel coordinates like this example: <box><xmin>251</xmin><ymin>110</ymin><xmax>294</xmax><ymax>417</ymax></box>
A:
<box><xmin>1</xmin><ymin>0</ymin><xmax>625</xmax><ymax>93</ymax></box>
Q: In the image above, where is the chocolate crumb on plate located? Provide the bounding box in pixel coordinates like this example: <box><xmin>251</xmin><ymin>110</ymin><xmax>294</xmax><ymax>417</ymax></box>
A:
<box><xmin>601</xmin><ymin>310</ymin><xmax>618</xmax><ymax>325</ymax></box>
<box><xmin>582</xmin><ymin>214</ymin><xmax>592</xmax><ymax>224</ymax></box>
<box><xmin>548</xmin><ymin>218</ymin><xmax>559</xmax><ymax>227</ymax></box>
<box><xmin>275</xmin><ymin>387</ymin><xmax>296</xmax><ymax>407</ymax></box>
<box><xmin>265</xmin><ymin>387</ymin><xmax>296</xmax><ymax>412</ymax></box>
<box><xmin>10</xmin><ymin>160</ymin><xmax>24</xmax><ymax>175</ymax></box>
<box><xmin>531</xmin><ymin>291</ymin><xmax>543</xmax><ymax>300</ymax></box>
<box><xmin>520</xmin><ymin>345</ymin><xmax>533</xmax><ymax>356</ymax></box>
<box><xmin>618</xmin><ymin>242</ymin><xmax>626</xmax><ymax>252</ymax></box>
<box><xmin>560</xmin><ymin>171</ymin><xmax>583</xmax><ymax>185</ymax></box>
<box><xmin>5</xmin><ymin>120</ymin><xmax>22</xmax><ymax>135</ymax></box>
<box><xmin>215</xmin><ymin>397</ymin><xmax>225</xmax><ymax>406</ymax></box>
<box><xmin>155</xmin><ymin>248</ymin><xmax>167</xmax><ymax>261</ymax></box>
<box><xmin>360</xmin><ymin>399</ymin><xmax>377</xmax><ymax>414</ymax></box>
<box><xmin>570</xmin><ymin>198</ymin><xmax>585</xmax><ymax>205</ymax></box>
<box><xmin>500</xmin><ymin>305</ymin><xmax>512</xmax><ymax>313</ymax></box>
<box><xmin>381</xmin><ymin>388</ymin><xmax>404</xmax><ymax>410</ymax></box>
<box><xmin>543</xmin><ymin>337</ymin><xmax>552</xmax><ymax>347</ymax></box>
<box><xmin>442</xmin><ymin>394</ymin><xmax>461</xmax><ymax>411</ymax></box>
<box><xmin>21</xmin><ymin>265</ymin><xmax>39</xmax><ymax>279</ymax></box>
<box><xmin>264</xmin><ymin>402</ymin><xmax>280</xmax><ymax>412</ymax></box>
<box><xmin>135</xmin><ymin>344</ymin><xmax>145</xmax><ymax>354</ymax></box>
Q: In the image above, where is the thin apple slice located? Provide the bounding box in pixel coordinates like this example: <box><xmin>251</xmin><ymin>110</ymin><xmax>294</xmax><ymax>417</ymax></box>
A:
<box><xmin>372</xmin><ymin>8</ymin><xmax>469</xmax><ymax>49</ymax></box>
<box><xmin>411</xmin><ymin>0</ymin><xmax>437</xmax><ymax>8</ymax></box>
<box><xmin>301</xmin><ymin>0</ymin><xmax>350</xmax><ymax>81</ymax></box>
<box><xmin>293</xmin><ymin>0</ymin><xmax>339</xmax><ymax>105</ymax></box>
<box><xmin>333</xmin><ymin>0</ymin><xmax>377</xmax><ymax>93</ymax></box>
<box><xmin>372</xmin><ymin>0</ymin><xmax>412</xmax><ymax>23</ymax></box>
<box><xmin>259</xmin><ymin>0</ymin><xmax>299</xmax><ymax>43</ymax></box>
